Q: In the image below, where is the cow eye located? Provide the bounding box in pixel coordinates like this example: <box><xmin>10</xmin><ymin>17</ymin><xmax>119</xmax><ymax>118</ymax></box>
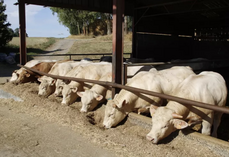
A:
<box><xmin>162</xmin><ymin>125</ymin><xmax>167</xmax><ymax>129</ymax></box>
<box><xmin>108</xmin><ymin>113</ymin><xmax>114</xmax><ymax>118</ymax></box>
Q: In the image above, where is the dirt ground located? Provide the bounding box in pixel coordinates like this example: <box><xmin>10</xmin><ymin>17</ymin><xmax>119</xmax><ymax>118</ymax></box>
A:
<box><xmin>0</xmin><ymin>82</ymin><xmax>227</xmax><ymax>157</ymax></box>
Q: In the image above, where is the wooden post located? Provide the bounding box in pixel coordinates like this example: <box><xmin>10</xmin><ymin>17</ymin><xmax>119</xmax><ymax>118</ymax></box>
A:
<box><xmin>132</xmin><ymin>10</ymin><xmax>136</xmax><ymax>58</ymax></box>
<box><xmin>112</xmin><ymin>0</ymin><xmax>124</xmax><ymax>98</ymax></box>
<box><xmin>19</xmin><ymin>0</ymin><xmax>27</xmax><ymax>65</ymax></box>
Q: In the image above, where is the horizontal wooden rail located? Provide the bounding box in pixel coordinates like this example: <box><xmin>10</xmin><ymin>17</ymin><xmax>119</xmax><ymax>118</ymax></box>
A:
<box><xmin>27</xmin><ymin>53</ymin><xmax>132</xmax><ymax>61</ymax></box>
<box><xmin>28</xmin><ymin>53</ymin><xmax>132</xmax><ymax>56</ymax></box>
<box><xmin>18</xmin><ymin>64</ymin><xmax>229</xmax><ymax>115</ymax></box>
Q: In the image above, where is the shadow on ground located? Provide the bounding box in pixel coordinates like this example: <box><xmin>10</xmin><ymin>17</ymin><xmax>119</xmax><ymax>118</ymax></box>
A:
<box><xmin>0</xmin><ymin>62</ymin><xmax>18</xmax><ymax>77</ymax></box>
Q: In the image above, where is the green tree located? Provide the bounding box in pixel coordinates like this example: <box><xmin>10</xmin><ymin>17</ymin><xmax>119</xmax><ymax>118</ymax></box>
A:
<box><xmin>13</xmin><ymin>28</ymin><xmax>28</xmax><ymax>37</ymax></box>
<box><xmin>0</xmin><ymin>0</ymin><xmax>13</xmax><ymax>48</ymax></box>
<box><xmin>14</xmin><ymin>28</ymin><xmax>19</xmax><ymax>37</ymax></box>
<box><xmin>50</xmin><ymin>7</ymin><xmax>111</xmax><ymax>36</ymax></box>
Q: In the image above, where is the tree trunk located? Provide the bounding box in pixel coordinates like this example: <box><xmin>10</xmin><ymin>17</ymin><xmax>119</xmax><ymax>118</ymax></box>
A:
<box><xmin>125</xmin><ymin>16</ymin><xmax>128</xmax><ymax>35</ymax></box>
<box><xmin>106</xmin><ymin>13</ymin><xmax>111</xmax><ymax>35</ymax></box>
<box><xmin>83</xmin><ymin>22</ymin><xmax>86</xmax><ymax>36</ymax></box>
<box><xmin>77</xmin><ymin>22</ymin><xmax>80</xmax><ymax>35</ymax></box>
<box><xmin>86</xmin><ymin>25</ymin><xmax>89</xmax><ymax>36</ymax></box>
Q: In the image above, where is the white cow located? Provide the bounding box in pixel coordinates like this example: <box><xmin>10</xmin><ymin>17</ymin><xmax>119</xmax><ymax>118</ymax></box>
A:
<box><xmin>76</xmin><ymin>65</ymin><xmax>153</xmax><ymax>113</ymax></box>
<box><xmin>37</xmin><ymin>60</ymin><xmax>83</xmax><ymax>97</ymax></box>
<box><xmin>54</xmin><ymin>61</ymin><xmax>110</xmax><ymax>97</ymax></box>
<box><xmin>53</xmin><ymin>61</ymin><xmax>94</xmax><ymax>97</ymax></box>
<box><xmin>146</xmin><ymin>71</ymin><xmax>227</xmax><ymax>144</ymax></box>
<box><xmin>77</xmin><ymin>72</ymin><xmax>112</xmax><ymax>112</ymax></box>
<box><xmin>103</xmin><ymin>66</ymin><xmax>195</xmax><ymax>129</ymax></box>
<box><xmin>61</xmin><ymin>63</ymin><xmax>111</xmax><ymax>105</ymax></box>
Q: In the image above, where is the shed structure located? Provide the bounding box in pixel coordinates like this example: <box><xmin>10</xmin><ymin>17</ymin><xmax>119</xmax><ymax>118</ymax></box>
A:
<box><xmin>16</xmin><ymin>0</ymin><xmax>229</xmax><ymax>95</ymax></box>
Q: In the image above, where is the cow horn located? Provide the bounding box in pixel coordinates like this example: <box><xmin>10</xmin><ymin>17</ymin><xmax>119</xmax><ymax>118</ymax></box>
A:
<box><xmin>172</xmin><ymin>113</ymin><xmax>183</xmax><ymax>119</ymax></box>
<box><xmin>112</xmin><ymin>104</ymin><xmax>117</xmax><ymax>108</ymax></box>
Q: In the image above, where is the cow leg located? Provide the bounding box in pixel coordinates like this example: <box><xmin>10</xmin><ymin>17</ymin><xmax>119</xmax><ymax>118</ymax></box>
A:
<box><xmin>212</xmin><ymin>112</ymin><xmax>223</xmax><ymax>137</ymax></box>
<box><xmin>201</xmin><ymin>113</ymin><xmax>213</xmax><ymax>136</ymax></box>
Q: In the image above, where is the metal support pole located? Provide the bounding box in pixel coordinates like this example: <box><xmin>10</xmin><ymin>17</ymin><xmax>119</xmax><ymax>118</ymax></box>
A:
<box><xmin>18</xmin><ymin>0</ymin><xmax>27</xmax><ymax>65</ymax></box>
<box><xmin>132</xmin><ymin>9</ymin><xmax>136</xmax><ymax>58</ymax></box>
<box><xmin>123</xmin><ymin>63</ymin><xmax>128</xmax><ymax>85</ymax></box>
<box><xmin>112</xmin><ymin>0</ymin><xmax>124</xmax><ymax>98</ymax></box>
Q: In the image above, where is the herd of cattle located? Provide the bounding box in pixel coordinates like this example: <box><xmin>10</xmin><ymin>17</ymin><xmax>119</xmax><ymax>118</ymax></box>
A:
<box><xmin>9</xmin><ymin>59</ymin><xmax>228</xmax><ymax>144</ymax></box>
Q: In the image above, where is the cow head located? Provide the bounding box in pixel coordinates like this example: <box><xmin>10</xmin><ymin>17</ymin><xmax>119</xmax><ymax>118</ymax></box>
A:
<box><xmin>77</xmin><ymin>90</ymin><xmax>103</xmax><ymax>112</ymax></box>
<box><xmin>103</xmin><ymin>99</ymin><xmax>127</xmax><ymax>129</ymax></box>
<box><xmin>14</xmin><ymin>70</ymin><xmax>36</xmax><ymax>84</ymax></box>
<box><xmin>61</xmin><ymin>84</ymin><xmax>79</xmax><ymax>105</ymax></box>
<box><xmin>38</xmin><ymin>76</ymin><xmax>56</xmax><ymax>98</ymax></box>
<box><xmin>54</xmin><ymin>80</ymin><xmax>65</xmax><ymax>97</ymax></box>
<box><xmin>9</xmin><ymin>70</ymin><xmax>19</xmax><ymax>83</ymax></box>
<box><xmin>146</xmin><ymin>106</ymin><xmax>188</xmax><ymax>144</ymax></box>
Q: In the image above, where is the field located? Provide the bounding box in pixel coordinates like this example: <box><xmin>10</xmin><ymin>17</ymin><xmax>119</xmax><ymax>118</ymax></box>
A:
<box><xmin>67</xmin><ymin>34</ymin><xmax>132</xmax><ymax>60</ymax></box>
<box><xmin>6</xmin><ymin>34</ymin><xmax>132</xmax><ymax>60</ymax></box>
<box><xmin>6</xmin><ymin>37</ymin><xmax>59</xmax><ymax>55</ymax></box>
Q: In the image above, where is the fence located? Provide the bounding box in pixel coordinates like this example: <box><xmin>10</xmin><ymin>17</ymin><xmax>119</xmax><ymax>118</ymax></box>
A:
<box><xmin>18</xmin><ymin>64</ymin><xmax>229</xmax><ymax>115</ymax></box>
<box><xmin>28</xmin><ymin>53</ymin><xmax>132</xmax><ymax>61</ymax></box>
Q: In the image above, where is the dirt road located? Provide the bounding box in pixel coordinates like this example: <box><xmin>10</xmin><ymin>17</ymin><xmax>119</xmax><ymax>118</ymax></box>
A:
<box><xmin>33</xmin><ymin>38</ymin><xmax>78</xmax><ymax>60</ymax></box>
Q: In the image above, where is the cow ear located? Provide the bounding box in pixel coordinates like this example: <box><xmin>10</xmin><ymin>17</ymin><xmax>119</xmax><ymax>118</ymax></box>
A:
<box><xmin>71</xmin><ymin>87</ymin><xmax>78</xmax><ymax>93</ymax></box>
<box><xmin>149</xmin><ymin>105</ymin><xmax>158</xmax><ymax>116</ymax></box>
<box><xmin>173</xmin><ymin>119</ymin><xmax>189</xmax><ymax>129</ymax></box>
<box><xmin>112</xmin><ymin>103</ymin><xmax>117</xmax><ymax>108</ymax></box>
<box><xmin>38</xmin><ymin>77</ymin><xmax>42</xmax><ymax>82</ymax></box>
<box><xmin>50</xmin><ymin>79</ymin><xmax>56</xmax><ymax>86</ymax></box>
<box><xmin>77</xmin><ymin>91</ymin><xmax>84</xmax><ymax>97</ymax></box>
<box><xmin>172</xmin><ymin>113</ymin><xmax>183</xmax><ymax>119</ymax></box>
<box><xmin>117</xmin><ymin>100</ymin><xmax>126</xmax><ymax>108</ymax></box>
<box><xmin>95</xmin><ymin>94</ymin><xmax>103</xmax><ymax>101</ymax></box>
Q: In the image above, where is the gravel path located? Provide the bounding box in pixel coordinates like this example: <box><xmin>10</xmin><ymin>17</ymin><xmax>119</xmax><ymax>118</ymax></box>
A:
<box><xmin>33</xmin><ymin>38</ymin><xmax>78</xmax><ymax>61</ymax></box>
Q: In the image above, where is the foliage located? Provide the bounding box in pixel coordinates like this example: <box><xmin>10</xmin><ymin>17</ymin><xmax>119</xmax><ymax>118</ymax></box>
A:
<box><xmin>13</xmin><ymin>28</ymin><xmax>28</xmax><ymax>37</ymax></box>
<box><xmin>50</xmin><ymin>7</ymin><xmax>112</xmax><ymax>36</ymax></box>
<box><xmin>0</xmin><ymin>0</ymin><xmax>13</xmax><ymax>48</ymax></box>
<box><xmin>13</xmin><ymin>28</ymin><xmax>19</xmax><ymax>37</ymax></box>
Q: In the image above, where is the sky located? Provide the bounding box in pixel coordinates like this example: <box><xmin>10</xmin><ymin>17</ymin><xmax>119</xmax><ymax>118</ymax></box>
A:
<box><xmin>4</xmin><ymin>0</ymin><xmax>70</xmax><ymax>38</ymax></box>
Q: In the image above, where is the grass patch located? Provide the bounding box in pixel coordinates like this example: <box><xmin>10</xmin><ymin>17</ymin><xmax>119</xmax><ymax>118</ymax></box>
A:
<box><xmin>68</xmin><ymin>34</ymin><xmax>132</xmax><ymax>60</ymax></box>
<box><xmin>4</xmin><ymin>37</ymin><xmax>59</xmax><ymax>55</ymax></box>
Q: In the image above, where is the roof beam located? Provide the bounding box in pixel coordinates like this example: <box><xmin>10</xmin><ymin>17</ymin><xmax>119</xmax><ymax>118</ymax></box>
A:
<box><xmin>23</xmin><ymin>0</ymin><xmax>112</xmax><ymax>13</ymax></box>
<box><xmin>134</xmin><ymin>0</ymin><xmax>193</xmax><ymax>10</ymax></box>
<box><xmin>142</xmin><ymin>5</ymin><xmax>229</xmax><ymax>18</ymax></box>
